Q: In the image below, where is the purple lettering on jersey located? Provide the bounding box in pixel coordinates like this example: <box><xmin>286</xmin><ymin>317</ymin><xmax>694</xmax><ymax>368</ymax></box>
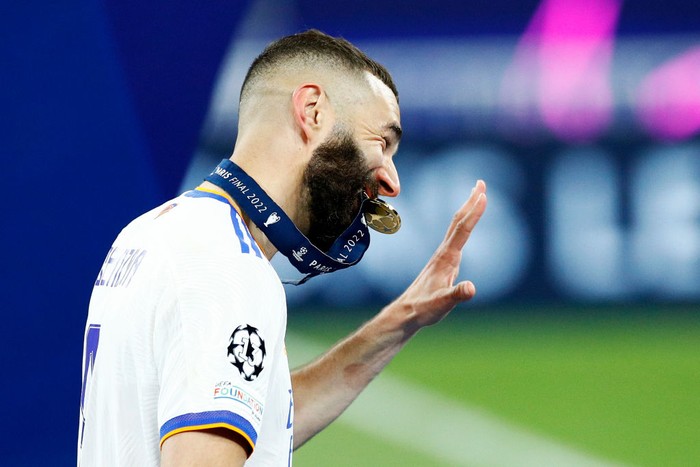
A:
<box><xmin>79</xmin><ymin>324</ymin><xmax>101</xmax><ymax>447</ymax></box>
<box><xmin>94</xmin><ymin>247</ymin><xmax>148</xmax><ymax>289</ymax></box>
<box><xmin>94</xmin><ymin>247</ymin><xmax>116</xmax><ymax>286</ymax></box>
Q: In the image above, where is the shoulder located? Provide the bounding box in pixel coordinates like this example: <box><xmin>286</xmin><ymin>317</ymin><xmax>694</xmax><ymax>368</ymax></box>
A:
<box><xmin>154</xmin><ymin>191</ymin><xmax>278</xmax><ymax>285</ymax></box>
<box><xmin>128</xmin><ymin>191</ymin><xmax>264</xmax><ymax>259</ymax></box>
<box><xmin>110</xmin><ymin>192</ymin><xmax>276</xmax><ymax>288</ymax></box>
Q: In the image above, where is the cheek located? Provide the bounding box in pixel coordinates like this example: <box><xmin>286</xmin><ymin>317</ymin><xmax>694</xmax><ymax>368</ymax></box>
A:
<box><xmin>365</xmin><ymin>141</ymin><xmax>384</xmax><ymax>161</ymax></box>
<box><xmin>359</xmin><ymin>144</ymin><xmax>382</xmax><ymax>168</ymax></box>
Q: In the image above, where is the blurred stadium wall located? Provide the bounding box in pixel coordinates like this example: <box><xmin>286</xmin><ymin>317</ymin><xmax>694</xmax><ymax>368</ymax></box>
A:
<box><xmin>184</xmin><ymin>0</ymin><xmax>700</xmax><ymax>306</ymax></box>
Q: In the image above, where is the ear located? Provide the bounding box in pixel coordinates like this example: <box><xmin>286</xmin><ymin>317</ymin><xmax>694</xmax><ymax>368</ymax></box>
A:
<box><xmin>291</xmin><ymin>84</ymin><xmax>328</xmax><ymax>143</ymax></box>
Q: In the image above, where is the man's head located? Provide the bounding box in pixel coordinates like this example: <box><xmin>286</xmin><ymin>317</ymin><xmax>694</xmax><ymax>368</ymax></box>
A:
<box><xmin>237</xmin><ymin>30</ymin><xmax>402</xmax><ymax>251</ymax></box>
<box><xmin>240</xmin><ymin>29</ymin><xmax>398</xmax><ymax>111</ymax></box>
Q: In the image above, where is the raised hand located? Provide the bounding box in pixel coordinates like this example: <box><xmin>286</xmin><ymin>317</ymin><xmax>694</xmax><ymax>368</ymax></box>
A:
<box><xmin>392</xmin><ymin>180</ymin><xmax>487</xmax><ymax>332</ymax></box>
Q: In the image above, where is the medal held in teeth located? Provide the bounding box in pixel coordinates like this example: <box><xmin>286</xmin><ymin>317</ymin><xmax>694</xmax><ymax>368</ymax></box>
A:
<box><xmin>363</xmin><ymin>198</ymin><xmax>401</xmax><ymax>234</ymax></box>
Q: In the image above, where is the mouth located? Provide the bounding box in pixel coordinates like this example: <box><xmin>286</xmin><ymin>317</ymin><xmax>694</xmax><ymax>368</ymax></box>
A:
<box><xmin>353</xmin><ymin>191</ymin><xmax>368</xmax><ymax>214</ymax></box>
<box><xmin>363</xmin><ymin>176</ymin><xmax>380</xmax><ymax>200</ymax></box>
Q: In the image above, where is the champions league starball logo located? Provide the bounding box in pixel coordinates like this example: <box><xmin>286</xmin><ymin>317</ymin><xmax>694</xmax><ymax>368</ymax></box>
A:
<box><xmin>363</xmin><ymin>198</ymin><xmax>401</xmax><ymax>234</ymax></box>
<box><xmin>227</xmin><ymin>325</ymin><xmax>266</xmax><ymax>381</ymax></box>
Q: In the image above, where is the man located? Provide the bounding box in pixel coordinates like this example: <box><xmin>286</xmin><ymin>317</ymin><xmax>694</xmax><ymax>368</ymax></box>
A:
<box><xmin>78</xmin><ymin>29</ymin><xmax>487</xmax><ymax>466</ymax></box>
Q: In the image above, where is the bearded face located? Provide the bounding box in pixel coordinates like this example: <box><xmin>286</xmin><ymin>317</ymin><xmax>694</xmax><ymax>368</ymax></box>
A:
<box><xmin>302</xmin><ymin>128</ymin><xmax>379</xmax><ymax>252</ymax></box>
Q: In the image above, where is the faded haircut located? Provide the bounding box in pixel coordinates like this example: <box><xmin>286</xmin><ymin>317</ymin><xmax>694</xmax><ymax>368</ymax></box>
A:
<box><xmin>240</xmin><ymin>29</ymin><xmax>398</xmax><ymax>104</ymax></box>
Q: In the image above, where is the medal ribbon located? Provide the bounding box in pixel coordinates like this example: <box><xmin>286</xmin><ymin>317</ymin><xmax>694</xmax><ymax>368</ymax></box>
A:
<box><xmin>205</xmin><ymin>159</ymin><xmax>371</xmax><ymax>284</ymax></box>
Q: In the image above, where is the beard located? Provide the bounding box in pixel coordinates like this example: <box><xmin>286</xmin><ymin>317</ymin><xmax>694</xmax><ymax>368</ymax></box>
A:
<box><xmin>302</xmin><ymin>128</ymin><xmax>378</xmax><ymax>252</ymax></box>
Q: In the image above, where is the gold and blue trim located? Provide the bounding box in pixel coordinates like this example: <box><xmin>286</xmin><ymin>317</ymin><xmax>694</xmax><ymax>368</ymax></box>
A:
<box><xmin>159</xmin><ymin>410</ymin><xmax>257</xmax><ymax>452</ymax></box>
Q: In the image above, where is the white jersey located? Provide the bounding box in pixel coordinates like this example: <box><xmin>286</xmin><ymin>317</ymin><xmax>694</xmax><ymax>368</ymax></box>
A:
<box><xmin>78</xmin><ymin>189</ymin><xmax>294</xmax><ymax>466</ymax></box>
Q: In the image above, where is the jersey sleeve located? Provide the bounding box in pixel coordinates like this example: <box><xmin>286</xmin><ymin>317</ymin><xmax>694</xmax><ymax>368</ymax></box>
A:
<box><xmin>153</xmin><ymin>237</ymin><xmax>285</xmax><ymax>455</ymax></box>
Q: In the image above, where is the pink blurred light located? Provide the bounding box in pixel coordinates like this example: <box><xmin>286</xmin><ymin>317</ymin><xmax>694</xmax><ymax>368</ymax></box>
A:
<box><xmin>636</xmin><ymin>47</ymin><xmax>700</xmax><ymax>141</ymax></box>
<box><xmin>500</xmin><ymin>0</ymin><xmax>622</xmax><ymax>142</ymax></box>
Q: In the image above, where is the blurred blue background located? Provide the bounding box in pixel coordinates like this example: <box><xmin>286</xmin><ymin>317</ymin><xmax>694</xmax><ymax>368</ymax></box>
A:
<box><xmin>2</xmin><ymin>0</ymin><xmax>699</xmax><ymax>464</ymax></box>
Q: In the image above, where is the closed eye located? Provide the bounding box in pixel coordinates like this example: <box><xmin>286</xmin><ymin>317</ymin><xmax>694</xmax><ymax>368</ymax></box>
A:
<box><xmin>382</xmin><ymin>123</ymin><xmax>402</xmax><ymax>152</ymax></box>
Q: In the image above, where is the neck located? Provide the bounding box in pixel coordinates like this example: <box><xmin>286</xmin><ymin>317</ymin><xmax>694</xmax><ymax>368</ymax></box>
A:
<box><xmin>202</xmin><ymin>159</ymin><xmax>375</xmax><ymax>284</ymax></box>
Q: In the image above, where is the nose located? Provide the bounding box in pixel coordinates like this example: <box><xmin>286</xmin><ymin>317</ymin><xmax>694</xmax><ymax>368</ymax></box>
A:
<box><xmin>375</xmin><ymin>158</ymin><xmax>400</xmax><ymax>197</ymax></box>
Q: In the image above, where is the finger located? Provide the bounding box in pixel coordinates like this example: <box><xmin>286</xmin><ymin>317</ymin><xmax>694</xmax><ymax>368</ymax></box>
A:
<box><xmin>456</xmin><ymin>180</ymin><xmax>487</xmax><ymax>221</ymax></box>
<box><xmin>444</xmin><ymin>192</ymin><xmax>487</xmax><ymax>252</ymax></box>
<box><xmin>445</xmin><ymin>180</ymin><xmax>487</xmax><ymax>239</ymax></box>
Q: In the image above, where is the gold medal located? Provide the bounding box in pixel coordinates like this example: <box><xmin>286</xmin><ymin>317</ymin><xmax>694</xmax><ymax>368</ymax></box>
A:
<box><xmin>363</xmin><ymin>198</ymin><xmax>401</xmax><ymax>234</ymax></box>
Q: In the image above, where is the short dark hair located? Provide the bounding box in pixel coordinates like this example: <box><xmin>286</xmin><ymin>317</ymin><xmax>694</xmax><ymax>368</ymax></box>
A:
<box><xmin>240</xmin><ymin>29</ymin><xmax>398</xmax><ymax>103</ymax></box>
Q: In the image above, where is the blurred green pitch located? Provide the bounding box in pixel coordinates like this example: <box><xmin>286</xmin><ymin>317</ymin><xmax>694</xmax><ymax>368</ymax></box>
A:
<box><xmin>288</xmin><ymin>305</ymin><xmax>700</xmax><ymax>467</ymax></box>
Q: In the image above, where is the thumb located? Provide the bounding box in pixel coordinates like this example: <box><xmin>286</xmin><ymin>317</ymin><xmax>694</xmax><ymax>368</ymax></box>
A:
<box><xmin>450</xmin><ymin>280</ymin><xmax>476</xmax><ymax>302</ymax></box>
